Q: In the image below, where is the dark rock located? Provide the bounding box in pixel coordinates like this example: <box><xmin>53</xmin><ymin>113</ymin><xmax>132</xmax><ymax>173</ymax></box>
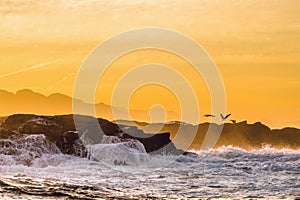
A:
<box><xmin>2</xmin><ymin>114</ymin><xmax>37</xmax><ymax>131</ymax></box>
<box><xmin>1</xmin><ymin>114</ymin><xmax>185</xmax><ymax>156</ymax></box>
<box><xmin>0</xmin><ymin>130</ymin><xmax>16</xmax><ymax>139</ymax></box>
<box><xmin>118</xmin><ymin>120</ymin><xmax>300</xmax><ymax>150</ymax></box>
<box><xmin>2</xmin><ymin>114</ymin><xmax>298</xmax><ymax>159</ymax></box>
<box><xmin>123</xmin><ymin>132</ymin><xmax>184</xmax><ymax>155</ymax></box>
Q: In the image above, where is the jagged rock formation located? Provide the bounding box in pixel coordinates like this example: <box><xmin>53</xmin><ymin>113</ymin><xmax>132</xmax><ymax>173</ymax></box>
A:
<box><xmin>115</xmin><ymin>120</ymin><xmax>300</xmax><ymax>150</ymax></box>
<box><xmin>0</xmin><ymin>114</ymin><xmax>182</xmax><ymax>157</ymax></box>
<box><xmin>1</xmin><ymin>114</ymin><xmax>299</xmax><ymax>159</ymax></box>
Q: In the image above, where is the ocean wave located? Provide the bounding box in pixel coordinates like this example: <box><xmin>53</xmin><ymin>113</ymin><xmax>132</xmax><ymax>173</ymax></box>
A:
<box><xmin>0</xmin><ymin>133</ymin><xmax>299</xmax><ymax>169</ymax></box>
<box><xmin>0</xmin><ymin>142</ymin><xmax>299</xmax><ymax>199</ymax></box>
<box><xmin>87</xmin><ymin>139</ymin><xmax>150</xmax><ymax>166</ymax></box>
<box><xmin>0</xmin><ymin>134</ymin><xmax>61</xmax><ymax>166</ymax></box>
<box><xmin>193</xmin><ymin>145</ymin><xmax>300</xmax><ymax>156</ymax></box>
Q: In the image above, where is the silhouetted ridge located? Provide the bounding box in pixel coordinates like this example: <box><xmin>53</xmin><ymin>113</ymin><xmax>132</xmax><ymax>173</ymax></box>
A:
<box><xmin>0</xmin><ymin>89</ymin><xmax>180</xmax><ymax>122</ymax></box>
<box><xmin>116</xmin><ymin>120</ymin><xmax>300</xmax><ymax>150</ymax></box>
<box><xmin>0</xmin><ymin>114</ymin><xmax>184</xmax><ymax>156</ymax></box>
<box><xmin>1</xmin><ymin>114</ymin><xmax>299</xmax><ymax>156</ymax></box>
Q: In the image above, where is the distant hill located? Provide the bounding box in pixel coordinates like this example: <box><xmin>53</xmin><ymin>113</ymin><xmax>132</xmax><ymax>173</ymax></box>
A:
<box><xmin>0</xmin><ymin>89</ymin><xmax>114</xmax><ymax>119</ymax></box>
<box><xmin>0</xmin><ymin>89</ymin><xmax>177</xmax><ymax>121</ymax></box>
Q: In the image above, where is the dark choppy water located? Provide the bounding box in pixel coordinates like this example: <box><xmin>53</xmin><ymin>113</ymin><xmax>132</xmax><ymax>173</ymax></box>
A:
<box><xmin>0</xmin><ymin>135</ymin><xmax>299</xmax><ymax>199</ymax></box>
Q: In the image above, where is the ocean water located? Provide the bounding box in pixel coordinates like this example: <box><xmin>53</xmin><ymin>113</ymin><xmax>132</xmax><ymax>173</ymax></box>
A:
<box><xmin>0</xmin><ymin>135</ymin><xmax>299</xmax><ymax>199</ymax></box>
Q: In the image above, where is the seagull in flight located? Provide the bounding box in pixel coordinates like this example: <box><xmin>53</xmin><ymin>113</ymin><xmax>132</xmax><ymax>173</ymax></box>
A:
<box><xmin>220</xmin><ymin>113</ymin><xmax>231</xmax><ymax>121</ymax></box>
<box><xmin>203</xmin><ymin>114</ymin><xmax>215</xmax><ymax>117</ymax></box>
<box><xmin>231</xmin><ymin>120</ymin><xmax>236</xmax><ymax>124</ymax></box>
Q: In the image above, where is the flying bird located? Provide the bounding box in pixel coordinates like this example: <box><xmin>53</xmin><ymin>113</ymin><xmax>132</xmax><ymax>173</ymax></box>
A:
<box><xmin>203</xmin><ymin>114</ymin><xmax>215</xmax><ymax>117</ymax></box>
<box><xmin>231</xmin><ymin>120</ymin><xmax>236</xmax><ymax>124</ymax></box>
<box><xmin>220</xmin><ymin>113</ymin><xmax>231</xmax><ymax>121</ymax></box>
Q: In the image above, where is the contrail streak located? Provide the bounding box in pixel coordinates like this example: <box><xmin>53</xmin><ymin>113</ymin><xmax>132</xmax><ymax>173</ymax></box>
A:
<box><xmin>58</xmin><ymin>72</ymin><xmax>76</xmax><ymax>84</ymax></box>
<box><xmin>0</xmin><ymin>59</ymin><xmax>59</xmax><ymax>79</ymax></box>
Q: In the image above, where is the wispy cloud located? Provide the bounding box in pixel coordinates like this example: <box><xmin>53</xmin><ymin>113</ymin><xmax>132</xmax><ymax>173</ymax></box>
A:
<box><xmin>0</xmin><ymin>60</ymin><xmax>59</xmax><ymax>79</ymax></box>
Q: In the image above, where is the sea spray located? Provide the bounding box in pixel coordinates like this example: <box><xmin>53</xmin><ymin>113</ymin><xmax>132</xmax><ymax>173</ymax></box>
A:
<box><xmin>101</xmin><ymin>135</ymin><xmax>122</xmax><ymax>144</ymax></box>
<box><xmin>0</xmin><ymin>134</ymin><xmax>61</xmax><ymax>166</ymax></box>
<box><xmin>87</xmin><ymin>136</ymin><xmax>150</xmax><ymax>166</ymax></box>
<box><xmin>0</xmin><ymin>145</ymin><xmax>299</xmax><ymax>198</ymax></box>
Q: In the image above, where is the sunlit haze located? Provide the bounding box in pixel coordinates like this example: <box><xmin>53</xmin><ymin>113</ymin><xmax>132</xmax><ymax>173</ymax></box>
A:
<box><xmin>0</xmin><ymin>0</ymin><xmax>299</xmax><ymax>128</ymax></box>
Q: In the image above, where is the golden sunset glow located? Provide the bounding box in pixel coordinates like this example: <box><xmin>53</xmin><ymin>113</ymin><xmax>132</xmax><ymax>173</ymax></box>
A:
<box><xmin>0</xmin><ymin>0</ymin><xmax>300</xmax><ymax>128</ymax></box>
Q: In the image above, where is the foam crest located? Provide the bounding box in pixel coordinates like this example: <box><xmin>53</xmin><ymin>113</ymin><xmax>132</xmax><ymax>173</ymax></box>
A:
<box><xmin>0</xmin><ymin>134</ymin><xmax>61</xmax><ymax>166</ymax></box>
<box><xmin>207</xmin><ymin>145</ymin><xmax>300</xmax><ymax>154</ymax></box>
<box><xmin>87</xmin><ymin>136</ymin><xmax>150</xmax><ymax>166</ymax></box>
<box><xmin>101</xmin><ymin>135</ymin><xmax>122</xmax><ymax>144</ymax></box>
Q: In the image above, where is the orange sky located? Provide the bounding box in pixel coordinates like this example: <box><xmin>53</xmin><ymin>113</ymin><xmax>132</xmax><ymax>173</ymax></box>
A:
<box><xmin>0</xmin><ymin>0</ymin><xmax>299</xmax><ymax>128</ymax></box>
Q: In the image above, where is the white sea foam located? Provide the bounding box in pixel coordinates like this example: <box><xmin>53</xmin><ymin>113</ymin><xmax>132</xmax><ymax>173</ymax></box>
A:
<box><xmin>0</xmin><ymin>136</ymin><xmax>299</xmax><ymax>199</ymax></box>
<box><xmin>87</xmin><ymin>136</ymin><xmax>150</xmax><ymax>166</ymax></box>
<box><xmin>0</xmin><ymin>134</ymin><xmax>61</xmax><ymax>166</ymax></box>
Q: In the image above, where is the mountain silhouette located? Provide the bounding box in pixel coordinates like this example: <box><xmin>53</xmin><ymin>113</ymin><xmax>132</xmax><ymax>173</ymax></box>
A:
<box><xmin>0</xmin><ymin>89</ymin><xmax>178</xmax><ymax>122</ymax></box>
<box><xmin>0</xmin><ymin>89</ymin><xmax>117</xmax><ymax>119</ymax></box>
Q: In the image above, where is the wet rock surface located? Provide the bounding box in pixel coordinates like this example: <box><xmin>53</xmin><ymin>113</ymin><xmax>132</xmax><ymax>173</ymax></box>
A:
<box><xmin>0</xmin><ymin>114</ymin><xmax>184</xmax><ymax>157</ymax></box>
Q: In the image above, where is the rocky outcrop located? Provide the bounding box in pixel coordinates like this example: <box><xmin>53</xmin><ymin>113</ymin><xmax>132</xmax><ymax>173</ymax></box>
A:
<box><xmin>212</xmin><ymin>121</ymin><xmax>300</xmax><ymax>149</ymax></box>
<box><xmin>117</xmin><ymin>120</ymin><xmax>300</xmax><ymax>150</ymax></box>
<box><xmin>1</xmin><ymin>114</ymin><xmax>299</xmax><ymax>157</ymax></box>
<box><xmin>0</xmin><ymin>114</ymin><xmax>183</xmax><ymax>156</ymax></box>
<box><xmin>122</xmin><ymin>132</ymin><xmax>184</xmax><ymax>155</ymax></box>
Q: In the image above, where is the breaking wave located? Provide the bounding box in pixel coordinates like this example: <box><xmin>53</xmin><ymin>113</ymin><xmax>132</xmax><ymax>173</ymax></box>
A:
<box><xmin>0</xmin><ymin>135</ymin><xmax>299</xmax><ymax>199</ymax></box>
<box><xmin>0</xmin><ymin>134</ymin><xmax>61</xmax><ymax>166</ymax></box>
<box><xmin>0</xmin><ymin>134</ymin><xmax>152</xmax><ymax>168</ymax></box>
<box><xmin>87</xmin><ymin>136</ymin><xmax>150</xmax><ymax>166</ymax></box>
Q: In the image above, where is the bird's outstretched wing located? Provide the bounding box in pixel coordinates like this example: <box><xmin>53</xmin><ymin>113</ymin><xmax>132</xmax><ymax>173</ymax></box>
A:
<box><xmin>203</xmin><ymin>114</ymin><xmax>215</xmax><ymax>117</ymax></box>
<box><xmin>220</xmin><ymin>113</ymin><xmax>225</xmax><ymax>120</ymax></box>
<box><xmin>220</xmin><ymin>113</ymin><xmax>231</xmax><ymax>121</ymax></box>
<box><xmin>225</xmin><ymin>114</ymin><xmax>231</xmax><ymax>119</ymax></box>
